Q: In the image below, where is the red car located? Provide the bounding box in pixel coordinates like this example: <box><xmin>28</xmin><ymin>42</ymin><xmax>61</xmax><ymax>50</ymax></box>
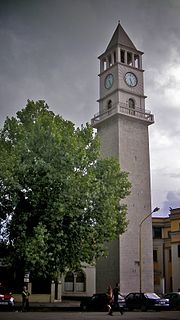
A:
<box><xmin>0</xmin><ymin>287</ymin><xmax>15</xmax><ymax>309</ymax></box>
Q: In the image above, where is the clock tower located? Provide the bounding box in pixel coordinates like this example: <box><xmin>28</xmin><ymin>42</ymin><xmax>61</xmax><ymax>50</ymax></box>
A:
<box><xmin>91</xmin><ymin>22</ymin><xmax>154</xmax><ymax>293</ymax></box>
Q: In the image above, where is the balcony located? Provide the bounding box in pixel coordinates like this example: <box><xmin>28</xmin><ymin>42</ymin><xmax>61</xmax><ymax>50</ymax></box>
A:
<box><xmin>91</xmin><ymin>102</ymin><xmax>154</xmax><ymax>127</ymax></box>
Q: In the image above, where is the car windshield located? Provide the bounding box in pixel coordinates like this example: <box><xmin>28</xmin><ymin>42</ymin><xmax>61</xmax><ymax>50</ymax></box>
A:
<box><xmin>0</xmin><ymin>288</ymin><xmax>5</xmax><ymax>294</ymax></box>
<box><xmin>144</xmin><ymin>293</ymin><xmax>160</xmax><ymax>299</ymax></box>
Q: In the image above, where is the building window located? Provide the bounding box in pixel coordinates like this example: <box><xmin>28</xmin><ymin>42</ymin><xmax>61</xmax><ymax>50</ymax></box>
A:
<box><xmin>178</xmin><ymin>245</ymin><xmax>180</xmax><ymax>258</ymax></box>
<box><xmin>113</xmin><ymin>51</ymin><xmax>116</xmax><ymax>63</ymax></box>
<box><xmin>127</xmin><ymin>52</ymin><xmax>133</xmax><ymax>66</ymax></box>
<box><xmin>153</xmin><ymin>250</ymin><xmax>158</xmax><ymax>262</ymax></box>
<box><xmin>121</xmin><ymin>50</ymin><xmax>125</xmax><ymax>63</ymax></box>
<box><xmin>108</xmin><ymin>55</ymin><xmax>112</xmax><ymax>67</ymax></box>
<box><xmin>129</xmin><ymin>98</ymin><xmax>135</xmax><ymax>108</ymax></box>
<box><xmin>134</xmin><ymin>54</ymin><xmax>140</xmax><ymax>68</ymax></box>
<box><xmin>103</xmin><ymin>59</ymin><xmax>107</xmax><ymax>71</ymax></box>
<box><xmin>107</xmin><ymin>100</ymin><xmax>112</xmax><ymax>110</ymax></box>
<box><xmin>169</xmin><ymin>249</ymin><xmax>172</xmax><ymax>262</ymax></box>
<box><xmin>64</xmin><ymin>270</ymin><xmax>86</xmax><ymax>293</ymax></box>
<box><xmin>153</xmin><ymin>226</ymin><xmax>162</xmax><ymax>239</ymax></box>
<box><xmin>76</xmin><ymin>271</ymin><xmax>85</xmax><ymax>292</ymax></box>
<box><xmin>64</xmin><ymin>271</ymin><xmax>74</xmax><ymax>292</ymax></box>
<box><xmin>129</xmin><ymin>98</ymin><xmax>135</xmax><ymax>115</ymax></box>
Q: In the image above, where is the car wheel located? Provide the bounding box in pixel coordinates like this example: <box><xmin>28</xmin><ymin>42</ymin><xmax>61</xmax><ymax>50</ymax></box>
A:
<box><xmin>81</xmin><ymin>305</ymin><xmax>87</xmax><ymax>311</ymax></box>
<box><xmin>141</xmin><ymin>305</ymin><xmax>147</xmax><ymax>312</ymax></box>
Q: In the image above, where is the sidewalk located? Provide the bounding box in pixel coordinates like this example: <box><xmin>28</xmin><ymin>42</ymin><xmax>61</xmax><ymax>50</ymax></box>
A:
<box><xmin>14</xmin><ymin>300</ymin><xmax>81</xmax><ymax>312</ymax></box>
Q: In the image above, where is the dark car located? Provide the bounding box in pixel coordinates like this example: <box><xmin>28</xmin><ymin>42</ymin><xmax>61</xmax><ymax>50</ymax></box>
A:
<box><xmin>125</xmin><ymin>292</ymin><xmax>169</xmax><ymax>311</ymax></box>
<box><xmin>80</xmin><ymin>293</ymin><xmax>126</xmax><ymax>311</ymax></box>
<box><xmin>0</xmin><ymin>287</ymin><xmax>15</xmax><ymax>310</ymax></box>
<box><xmin>163</xmin><ymin>292</ymin><xmax>180</xmax><ymax>310</ymax></box>
<box><xmin>80</xmin><ymin>293</ymin><xmax>108</xmax><ymax>311</ymax></box>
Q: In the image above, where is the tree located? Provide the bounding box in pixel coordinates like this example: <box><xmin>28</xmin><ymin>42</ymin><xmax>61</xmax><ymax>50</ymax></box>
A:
<box><xmin>0</xmin><ymin>100</ymin><xmax>131</xmax><ymax>280</ymax></box>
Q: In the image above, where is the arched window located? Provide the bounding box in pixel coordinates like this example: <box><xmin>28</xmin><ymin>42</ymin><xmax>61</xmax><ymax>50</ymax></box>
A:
<box><xmin>113</xmin><ymin>51</ymin><xmax>116</xmax><ymax>63</ymax></box>
<box><xmin>103</xmin><ymin>58</ymin><xmax>107</xmax><ymax>71</ymax></box>
<box><xmin>64</xmin><ymin>271</ymin><xmax>74</xmax><ymax>292</ymax></box>
<box><xmin>121</xmin><ymin>50</ymin><xmax>125</xmax><ymax>63</ymax></box>
<box><xmin>134</xmin><ymin>54</ymin><xmax>140</xmax><ymax>68</ymax></box>
<box><xmin>107</xmin><ymin>100</ymin><xmax>112</xmax><ymax>110</ymax></box>
<box><xmin>129</xmin><ymin>98</ymin><xmax>135</xmax><ymax>115</ymax></box>
<box><xmin>108</xmin><ymin>55</ymin><xmax>112</xmax><ymax>67</ymax></box>
<box><xmin>127</xmin><ymin>52</ymin><xmax>133</xmax><ymax>66</ymax></box>
<box><xmin>76</xmin><ymin>271</ymin><xmax>85</xmax><ymax>292</ymax></box>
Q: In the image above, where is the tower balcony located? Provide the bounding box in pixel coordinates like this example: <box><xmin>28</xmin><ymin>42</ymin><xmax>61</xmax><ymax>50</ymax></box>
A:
<box><xmin>91</xmin><ymin>102</ymin><xmax>154</xmax><ymax>127</ymax></box>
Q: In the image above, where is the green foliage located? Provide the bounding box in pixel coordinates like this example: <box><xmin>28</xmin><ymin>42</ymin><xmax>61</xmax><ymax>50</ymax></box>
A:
<box><xmin>0</xmin><ymin>100</ymin><xmax>131</xmax><ymax>279</ymax></box>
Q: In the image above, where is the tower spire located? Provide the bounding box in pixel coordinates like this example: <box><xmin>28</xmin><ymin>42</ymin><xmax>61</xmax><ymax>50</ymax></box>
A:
<box><xmin>105</xmin><ymin>23</ymin><xmax>137</xmax><ymax>53</ymax></box>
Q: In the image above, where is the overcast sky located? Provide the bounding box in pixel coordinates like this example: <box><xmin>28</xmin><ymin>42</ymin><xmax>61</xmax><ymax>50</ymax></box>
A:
<box><xmin>0</xmin><ymin>0</ymin><xmax>180</xmax><ymax>217</ymax></box>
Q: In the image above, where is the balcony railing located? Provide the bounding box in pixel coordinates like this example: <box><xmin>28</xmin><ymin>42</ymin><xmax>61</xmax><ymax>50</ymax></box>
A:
<box><xmin>91</xmin><ymin>102</ymin><xmax>154</xmax><ymax>126</ymax></box>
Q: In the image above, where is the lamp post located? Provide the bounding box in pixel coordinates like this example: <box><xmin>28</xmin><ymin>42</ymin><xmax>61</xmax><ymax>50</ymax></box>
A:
<box><xmin>139</xmin><ymin>207</ymin><xmax>160</xmax><ymax>292</ymax></box>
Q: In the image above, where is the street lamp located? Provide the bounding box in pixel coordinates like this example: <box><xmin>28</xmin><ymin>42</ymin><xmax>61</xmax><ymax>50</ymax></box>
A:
<box><xmin>139</xmin><ymin>207</ymin><xmax>160</xmax><ymax>292</ymax></box>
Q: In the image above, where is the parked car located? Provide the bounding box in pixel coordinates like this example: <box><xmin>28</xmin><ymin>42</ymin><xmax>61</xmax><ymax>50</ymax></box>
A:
<box><xmin>0</xmin><ymin>287</ymin><xmax>15</xmax><ymax>310</ymax></box>
<box><xmin>80</xmin><ymin>293</ymin><xmax>108</xmax><ymax>311</ymax></box>
<box><xmin>125</xmin><ymin>292</ymin><xmax>169</xmax><ymax>311</ymax></box>
<box><xmin>163</xmin><ymin>292</ymin><xmax>180</xmax><ymax>310</ymax></box>
<box><xmin>80</xmin><ymin>293</ymin><xmax>126</xmax><ymax>311</ymax></box>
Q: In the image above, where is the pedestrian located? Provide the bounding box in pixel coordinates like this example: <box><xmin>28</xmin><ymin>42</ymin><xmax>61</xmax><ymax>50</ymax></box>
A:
<box><xmin>106</xmin><ymin>285</ymin><xmax>113</xmax><ymax>315</ymax></box>
<box><xmin>22</xmin><ymin>286</ymin><xmax>30</xmax><ymax>311</ymax></box>
<box><xmin>111</xmin><ymin>283</ymin><xmax>124</xmax><ymax>315</ymax></box>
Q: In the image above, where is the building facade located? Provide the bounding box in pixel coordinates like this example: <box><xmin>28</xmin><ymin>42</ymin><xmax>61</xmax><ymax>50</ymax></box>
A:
<box><xmin>153</xmin><ymin>208</ymin><xmax>180</xmax><ymax>293</ymax></box>
<box><xmin>91</xmin><ymin>22</ymin><xmax>154</xmax><ymax>294</ymax></box>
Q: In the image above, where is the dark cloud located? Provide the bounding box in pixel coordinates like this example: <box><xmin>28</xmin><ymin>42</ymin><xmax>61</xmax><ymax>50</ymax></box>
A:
<box><xmin>161</xmin><ymin>190</ymin><xmax>180</xmax><ymax>215</ymax></box>
<box><xmin>0</xmin><ymin>0</ymin><xmax>180</xmax><ymax>215</ymax></box>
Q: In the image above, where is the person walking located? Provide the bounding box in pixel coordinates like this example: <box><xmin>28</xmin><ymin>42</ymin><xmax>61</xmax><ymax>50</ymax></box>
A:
<box><xmin>106</xmin><ymin>285</ymin><xmax>113</xmax><ymax>315</ymax></box>
<box><xmin>111</xmin><ymin>283</ymin><xmax>124</xmax><ymax>315</ymax></box>
<box><xmin>22</xmin><ymin>286</ymin><xmax>30</xmax><ymax>312</ymax></box>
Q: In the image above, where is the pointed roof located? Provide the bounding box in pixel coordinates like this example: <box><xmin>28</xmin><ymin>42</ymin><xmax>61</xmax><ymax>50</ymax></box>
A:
<box><xmin>105</xmin><ymin>22</ymin><xmax>137</xmax><ymax>53</ymax></box>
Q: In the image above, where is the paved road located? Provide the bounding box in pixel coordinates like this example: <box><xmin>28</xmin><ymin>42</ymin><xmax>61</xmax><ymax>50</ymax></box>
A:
<box><xmin>0</xmin><ymin>311</ymin><xmax>180</xmax><ymax>320</ymax></box>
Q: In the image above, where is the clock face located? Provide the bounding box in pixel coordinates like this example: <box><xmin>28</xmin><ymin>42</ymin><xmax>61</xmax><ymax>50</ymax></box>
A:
<box><xmin>104</xmin><ymin>74</ymin><xmax>114</xmax><ymax>89</ymax></box>
<box><xmin>125</xmin><ymin>72</ymin><xmax>138</xmax><ymax>87</ymax></box>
